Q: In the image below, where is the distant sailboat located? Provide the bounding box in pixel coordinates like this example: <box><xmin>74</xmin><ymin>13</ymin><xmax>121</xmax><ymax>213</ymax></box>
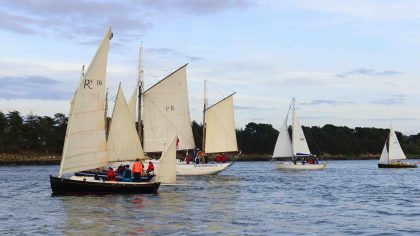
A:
<box><xmin>272</xmin><ymin>98</ymin><xmax>326</xmax><ymax>170</ymax></box>
<box><xmin>378</xmin><ymin>124</ymin><xmax>417</xmax><ymax>168</ymax></box>
<box><xmin>50</xmin><ymin>27</ymin><xmax>176</xmax><ymax>194</ymax></box>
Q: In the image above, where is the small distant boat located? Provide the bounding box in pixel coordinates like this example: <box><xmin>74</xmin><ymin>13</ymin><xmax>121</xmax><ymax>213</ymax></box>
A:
<box><xmin>50</xmin><ymin>27</ymin><xmax>176</xmax><ymax>194</ymax></box>
<box><xmin>377</xmin><ymin>124</ymin><xmax>417</xmax><ymax>168</ymax></box>
<box><xmin>272</xmin><ymin>98</ymin><xmax>326</xmax><ymax>170</ymax></box>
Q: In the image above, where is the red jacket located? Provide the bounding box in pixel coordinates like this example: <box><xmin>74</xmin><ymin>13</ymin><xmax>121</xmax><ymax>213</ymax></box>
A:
<box><xmin>107</xmin><ymin>170</ymin><xmax>116</xmax><ymax>181</ymax></box>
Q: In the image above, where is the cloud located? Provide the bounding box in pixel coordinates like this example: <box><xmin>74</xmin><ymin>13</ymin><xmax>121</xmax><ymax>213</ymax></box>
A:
<box><xmin>146</xmin><ymin>48</ymin><xmax>204</xmax><ymax>62</ymax></box>
<box><xmin>370</xmin><ymin>95</ymin><xmax>405</xmax><ymax>105</ymax></box>
<box><xmin>300</xmin><ymin>99</ymin><xmax>353</xmax><ymax>106</ymax></box>
<box><xmin>0</xmin><ymin>76</ymin><xmax>72</xmax><ymax>100</ymax></box>
<box><xmin>141</xmin><ymin>0</ymin><xmax>253</xmax><ymax>14</ymax></box>
<box><xmin>0</xmin><ymin>0</ymin><xmax>252</xmax><ymax>43</ymax></box>
<box><xmin>336</xmin><ymin>68</ymin><xmax>401</xmax><ymax>78</ymax></box>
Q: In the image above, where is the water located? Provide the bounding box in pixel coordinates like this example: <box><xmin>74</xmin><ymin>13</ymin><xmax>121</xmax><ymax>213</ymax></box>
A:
<box><xmin>0</xmin><ymin>160</ymin><xmax>419</xmax><ymax>235</ymax></box>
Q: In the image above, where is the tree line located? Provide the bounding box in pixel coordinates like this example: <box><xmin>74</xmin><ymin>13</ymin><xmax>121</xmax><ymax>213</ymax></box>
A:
<box><xmin>1</xmin><ymin>111</ymin><xmax>420</xmax><ymax>156</ymax></box>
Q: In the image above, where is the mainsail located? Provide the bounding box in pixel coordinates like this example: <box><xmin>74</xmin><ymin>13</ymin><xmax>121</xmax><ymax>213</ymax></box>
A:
<box><xmin>379</xmin><ymin>125</ymin><xmax>407</xmax><ymax>164</ymax></box>
<box><xmin>204</xmin><ymin>94</ymin><xmax>238</xmax><ymax>153</ymax></box>
<box><xmin>59</xmin><ymin>27</ymin><xmax>112</xmax><ymax>176</ymax></box>
<box><xmin>272</xmin><ymin>116</ymin><xmax>293</xmax><ymax>158</ymax></box>
<box><xmin>291</xmin><ymin>98</ymin><xmax>311</xmax><ymax>155</ymax></box>
<box><xmin>107</xmin><ymin>84</ymin><xmax>145</xmax><ymax>162</ymax></box>
<box><xmin>155</xmin><ymin>136</ymin><xmax>177</xmax><ymax>184</ymax></box>
<box><xmin>143</xmin><ymin>64</ymin><xmax>195</xmax><ymax>152</ymax></box>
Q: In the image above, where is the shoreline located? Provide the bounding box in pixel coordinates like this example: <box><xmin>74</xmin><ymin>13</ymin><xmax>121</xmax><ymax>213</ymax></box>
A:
<box><xmin>1</xmin><ymin>153</ymin><xmax>419</xmax><ymax>165</ymax></box>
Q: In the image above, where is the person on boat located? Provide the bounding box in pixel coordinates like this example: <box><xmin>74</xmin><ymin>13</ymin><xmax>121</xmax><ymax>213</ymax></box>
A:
<box><xmin>116</xmin><ymin>164</ymin><xmax>124</xmax><ymax>176</ymax></box>
<box><xmin>215</xmin><ymin>154</ymin><xmax>221</xmax><ymax>163</ymax></box>
<box><xmin>146</xmin><ymin>161</ymin><xmax>154</xmax><ymax>176</ymax></box>
<box><xmin>204</xmin><ymin>154</ymin><xmax>208</xmax><ymax>164</ymax></box>
<box><xmin>122</xmin><ymin>165</ymin><xmax>132</xmax><ymax>182</ymax></box>
<box><xmin>107</xmin><ymin>167</ymin><xmax>116</xmax><ymax>181</ymax></box>
<box><xmin>301</xmin><ymin>158</ymin><xmax>306</xmax><ymax>165</ymax></box>
<box><xmin>195</xmin><ymin>155</ymin><xmax>200</xmax><ymax>164</ymax></box>
<box><xmin>192</xmin><ymin>149</ymin><xmax>197</xmax><ymax>160</ymax></box>
<box><xmin>315</xmin><ymin>158</ymin><xmax>319</xmax><ymax>164</ymax></box>
<box><xmin>132</xmin><ymin>158</ymin><xmax>144</xmax><ymax>182</ymax></box>
<box><xmin>220</xmin><ymin>153</ymin><xmax>227</xmax><ymax>163</ymax></box>
<box><xmin>185</xmin><ymin>154</ymin><xmax>191</xmax><ymax>164</ymax></box>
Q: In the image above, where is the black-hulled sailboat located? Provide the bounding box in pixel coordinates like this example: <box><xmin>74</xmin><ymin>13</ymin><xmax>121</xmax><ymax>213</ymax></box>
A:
<box><xmin>50</xmin><ymin>27</ymin><xmax>176</xmax><ymax>194</ymax></box>
<box><xmin>378</xmin><ymin>124</ymin><xmax>417</xmax><ymax>168</ymax></box>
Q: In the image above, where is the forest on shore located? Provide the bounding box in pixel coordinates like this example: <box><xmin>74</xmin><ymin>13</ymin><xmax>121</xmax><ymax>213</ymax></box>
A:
<box><xmin>1</xmin><ymin>111</ymin><xmax>420</xmax><ymax>157</ymax></box>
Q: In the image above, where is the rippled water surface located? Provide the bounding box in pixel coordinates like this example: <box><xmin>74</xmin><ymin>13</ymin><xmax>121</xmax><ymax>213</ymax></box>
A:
<box><xmin>1</xmin><ymin>160</ymin><xmax>419</xmax><ymax>235</ymax></box>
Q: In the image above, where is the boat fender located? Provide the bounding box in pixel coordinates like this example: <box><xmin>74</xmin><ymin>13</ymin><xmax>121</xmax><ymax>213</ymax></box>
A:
<box><xmin>83</xmin><ymin>178</ymin><xmax>86</xmax><ymax>181</ymax></box>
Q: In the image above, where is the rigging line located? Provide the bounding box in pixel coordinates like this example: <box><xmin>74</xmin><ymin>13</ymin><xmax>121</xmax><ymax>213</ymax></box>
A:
<box><xmin>206</xmin><ymin>80</ymin><xmax>235</xmax><ymax>94</ymax></box>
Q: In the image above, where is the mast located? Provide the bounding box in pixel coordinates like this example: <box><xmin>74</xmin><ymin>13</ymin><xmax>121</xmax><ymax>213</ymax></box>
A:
<box><xmin>291</xmin><ymin>98</ymin><xmax>296</xmax><ymax>157</ymax></box>
<box><xmin>105</xmin><ymin>88</ymin><xmax>109</xmax><ymax>140</ymax></box>
<box><xmin>137</xmin><ymin>42</ymin><xmax>144</xmax><ymax>142</ymax></box>
<box><xmin>202</xmin><ymin>79</ymin><xmax>207</xmax><ymax>153</ymax></box>
<box><xmin>388</xmin><ymin>124</ymin><xmax>391</xmax><ymax>164</ymax></box>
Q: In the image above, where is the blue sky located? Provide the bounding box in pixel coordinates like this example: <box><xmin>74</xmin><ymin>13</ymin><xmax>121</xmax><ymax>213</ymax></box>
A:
<box><xmin>0</xmin><ymin>0</ymin><xmax>420</xmax><ymax>134</ymax></box>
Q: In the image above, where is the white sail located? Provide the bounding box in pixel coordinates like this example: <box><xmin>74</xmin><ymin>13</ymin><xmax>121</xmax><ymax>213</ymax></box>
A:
<box><xmin>59</xmin><ymin>27</ymin><xmax>112</xmax><ymax>176</ymax></box>
<box><xmin>272</xmin><ymin>116</ymin><xmax>293</xmax><ymax>158</ymax></box>
<box><xmin>128</xmin><ymin>86</ymin><xmax>137</xmax><ymax>123</ymax></box>
<box><xmin>204</xmin><ymin>95</ymin><xmax>238</xmax><ymax>153</ymax></box>
<box><xmin>155</xmin><ymin>136</ymin><xmax>177</xmax><ymax>184</ymax></box>
<box><xmin>378</xmin><ymin>142</ymin><xmax>389</xmax><ymax>164</ymax></box>
<box><xmin>292</xmin><ymin>99</ymin><xmax>311</xmax><ymax>155</ymax></box>
<box><xmin>107</xmin><ymin>84</ymin><xmax>145</xmax><ymax>162</ymax></box>
<box><xmin>143</xmin><ymin>64</ymin><xmax>195</xmax><ymax>152</ymax></box>
<box><xmin>388</xmin><ymin>126</ymin><xmax>407</xmax><ymax>162</ymax></box>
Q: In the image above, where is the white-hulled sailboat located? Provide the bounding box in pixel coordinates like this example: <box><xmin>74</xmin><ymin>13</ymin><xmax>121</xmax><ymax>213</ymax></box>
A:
<box><xmin>378</xmin><ymin>124</ymin><xmax>417</xmax><ymax>168</ymax></box>
<box><xmin>272</xmin><ymin>98</ymin><xmax>326</xmax><ymax>170</ymax></box>
<box><xmin>50</xmin><ymin>27</ymin><xmax>176</xmax><ymax>194</ymax></box>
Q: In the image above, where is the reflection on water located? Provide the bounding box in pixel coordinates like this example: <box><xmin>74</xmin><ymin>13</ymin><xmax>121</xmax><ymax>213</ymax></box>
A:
<box><xmin>0</xmin><ymin>161</ymin><xmax>419</xmax><ymax>235</ymax></box>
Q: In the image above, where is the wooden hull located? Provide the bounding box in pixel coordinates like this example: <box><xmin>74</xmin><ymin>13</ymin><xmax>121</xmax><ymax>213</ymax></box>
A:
<box><xmin>50</xmin><ymin>176</ymin><xmax>160</xmax><ymax>194</ymax></box>
<box><xmin>378</xmin><ymin>163</ymin><xmax>417</xmax><ymax>168</ymax></box>
<box><xmin>272</xmin><ymin>161</ymin><xmax>327</xmax><ymax>170</ymax></box>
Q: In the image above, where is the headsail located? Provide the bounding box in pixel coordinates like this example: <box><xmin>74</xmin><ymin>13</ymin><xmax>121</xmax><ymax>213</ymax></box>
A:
<box><xmin>59</xmin><ymin>27</ymin><xmax>112</xmax><ymax>176</ymax></box>
<box><xmin>143</xmin><ymin>64</ymin><xmax>195</xmax><ymax>152</ymax></box>
<box><xmin>128</xmin><ymin>86</ymin><xmax>137</xmax><ymax>123</ymax></box>
<box><xmin>378</xmin><ymin>142</ymin><xmax>389</xmax><ymax>164</ymax></box>
<box><xmin>204</xmin><ymin>94</ymin><xmax>238</xmax><ymax>153</ymax></box>
<box><xmin>107</xmin><ymin>84</ymin><xmax>145</xmax><ymax>162</ymax></box>
<box><xmin>291</xmin><ymin>98</ymin><xmax>311</xmax><ymax>155</ymax></box>
<box><xmin>155</xmin><ymin>136</ymin><xmax>177</xmax><ymax>184</ymax></box>
<box><xmin>388</xmin><ymin>125</ymin><xmax>407</xmax><ymax>162</ymax></box>
<box><xmin>272</xmin><ymin>116</ymin><xmax>293</xmax><ymax>158</ymax></box>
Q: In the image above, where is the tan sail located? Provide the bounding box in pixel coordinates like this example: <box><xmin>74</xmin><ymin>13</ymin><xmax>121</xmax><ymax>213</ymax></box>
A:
<box><xmin>59</xmin><ymin>27</ymin><xmax>112</xmax><ymax>176</ymax></box>
<box><xmin>143</xmin><ymin>64</ymin><xmax>195</xmax><ymax>152</ymax></box>
<box><xmin>107</xmin><ymin>84</ymin><xmax>145</xmax><ymax>162</ymax></box>
<box><xmin>204</xmin><ymin>94</ymin><xmax>238</xmax><ymax>153</ymax></box>
<box><xmin>155</xmin><ymin>136</ymin><xmax>177</xmax><ymax>184</ymax></box>
<box><xmin>128</xmin><ymin>87</ymin><xmax>137</xmax><ymax>123</ymax></box>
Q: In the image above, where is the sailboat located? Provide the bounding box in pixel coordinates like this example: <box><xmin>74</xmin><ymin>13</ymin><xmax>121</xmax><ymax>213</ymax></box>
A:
<box><xmin>50</xmin><ymin>27</ymin><xmax>176</xmax><ymax>194</ymax></box>
<box><xmin>378</xmin><ymin>124</ymin><xmax>417</xmax><ymax>168</ymax></box>
<box><xmin>272</xmin><ymin>98</ymin><xmax>326</xmax><ymax>170</ymax></box>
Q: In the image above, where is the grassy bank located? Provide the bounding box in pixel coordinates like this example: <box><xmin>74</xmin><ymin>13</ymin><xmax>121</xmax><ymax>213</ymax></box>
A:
<box><xmin>0</xmin><ymin>153</ymin><xmax>60</xmax><ymax>165</ymax></box>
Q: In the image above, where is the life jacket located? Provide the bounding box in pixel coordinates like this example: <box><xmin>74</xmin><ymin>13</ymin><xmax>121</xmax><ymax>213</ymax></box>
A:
<box><xmin>132</xmin><ymin>162</ymin><xmax>143</xmax><ymax>173</ymax></box>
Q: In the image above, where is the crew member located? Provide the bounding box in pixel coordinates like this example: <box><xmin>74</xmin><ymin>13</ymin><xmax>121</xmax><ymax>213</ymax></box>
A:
<box><xmin>107</xmin><ymin>167</ymin><xmax>116</xmax><ymax>181</ymax></box>
<box><xmin>122</xmin><ymin>165</ymin><xmax>132</xmax><ymax>182</ymax></box>
<box><xmin>146</xmin><ymin>161</ymin><xmax>155</xmax><ymax>176</ymax></box>
<box><xmin>132</xmin><ymin>158</ymin><xmax>144</xmax><ymax>182</ymax></box>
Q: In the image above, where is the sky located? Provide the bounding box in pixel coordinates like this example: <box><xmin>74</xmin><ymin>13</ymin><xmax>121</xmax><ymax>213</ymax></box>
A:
<box><xmin>0</xmin><ymin>0</ymin><xmax>420</xmax><ymax>134</ymax></box>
